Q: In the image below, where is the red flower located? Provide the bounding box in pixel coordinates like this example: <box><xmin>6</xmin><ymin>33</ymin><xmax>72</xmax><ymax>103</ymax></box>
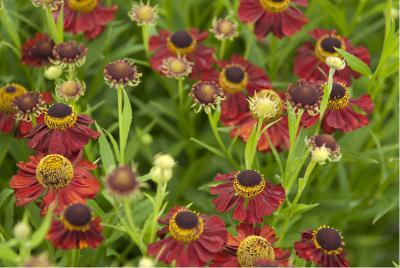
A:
<box><xmin>294</xmin><ymin>29</ymin><xmax>370</xmax><ymax>83</ymax></box>
<box><xmin>27</xmin><ymin>103</ymin><xmax>100</xmax><ymax>159</ymax></box>
<box><xmin>10</xmin><ymin>154</ymin><xmax>99</xmax><ymax>215</ymax></box>
<box><xmin>202</xmin><ymin>55</ymin><xmax>271</xmax><ymax>125</ymax></box>
<box><xmin>47</xmin><ymin>203</ymin><xmax>103</xmax><ymax>249</ymax></box>
<box><xmin>211</xmin><ymin>223</ymin><xmax>290</xmax><ymax>267</ymax></box>
<box><xmin>295</xmin><ymin>225</ymin><xmax>349</xmax><ymax>267</ymax></box>
<box><xmin>210</xmin><ymin>170</ymin><xmax>285</xmax><ymax>224</ymax></box>
<box><xmin>149</xmin><ymin>29</ymin><xmax>214</xmax><ymax>78</ymax></box>
<box><xmin>0</xmin><ymin>83</ymin><xmax>28</xmax><ymax>134</ymax></box>
<box><xmin>238</xmin><ymin>0</ymin><xmax>308</xmax><ymax>39</ymax></box>
<box><xmin>57</xmin><ymin>0</ymin><xmax>117</xmax><ymax>39</ymax></box>
<box><xmin>148</xmin><ymin>206</ymin><xmax>227</xmax><ymax>267</ymax></box>
<box><xmin>21</xmin><ymin>33</ymin><xmax>55</xmax><ymax>67</ymax></box>
<box><xmin>302</xmin><ymin>81</ymin><xmax>374</xmax><ymax>133</ymax></box>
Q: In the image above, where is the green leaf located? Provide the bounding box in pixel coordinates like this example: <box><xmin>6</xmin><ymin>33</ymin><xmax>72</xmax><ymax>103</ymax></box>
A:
<box><xmin>95</xmin><ymin>123</ymin><xmax>115</xmax><ymax>173</ymax></box>
<box><xmin>0</xmin><ymin>243</ymin><xmax>18</xmax><ymax>264</ymax></box>
<box><xmin>373</xmin><ymin>199</ymin><xmax>397</xmax><ymax>225</ymax></box>
<box><xmin>120</xmin><ymin>89</ymin><xmax>133</xmax><ymax>161</ymax></box>
<box><xmin>244</xmin><ymin>124</ymin><xmax>257</xmax><ymax>169</ymax></box>
<box><xmin>30</xmin><ymin>204</ymin><xmax>54</xmax><ymax>248</ymax></box>
<box><xmin>336</xmin><ymin>48</ymin><xmax>372</xmax><ymax>77</ymax></box>
<box><xmin>190</xmin><ymin>138</ymin><xmax>223</xmax><ymax>157</ymax></box>
<box><xmin>102</xmin><ymin>128</ymin><xmax>120</xmax><ymax>163</ymax></box>
<box><xmin>0</xmin><ymin>189</ymin><xmax>13</xmax><ymax>209</ymax></box>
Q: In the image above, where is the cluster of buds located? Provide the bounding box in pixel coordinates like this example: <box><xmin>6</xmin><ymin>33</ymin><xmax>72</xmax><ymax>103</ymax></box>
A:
<box><xmin>150</xmin><ymin>153</ymin><xmax>176</xmax><ymax>184</ymax></box>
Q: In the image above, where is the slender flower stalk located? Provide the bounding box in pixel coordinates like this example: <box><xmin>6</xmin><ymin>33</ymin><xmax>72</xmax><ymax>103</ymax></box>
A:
<box><xmin>117</xmin><ymin>85</ymin><xmax>125</xmax><ymax>164</ymax></box>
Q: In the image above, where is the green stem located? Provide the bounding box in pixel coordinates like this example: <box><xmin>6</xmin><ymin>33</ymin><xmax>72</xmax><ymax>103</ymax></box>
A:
<box><xmin>123</xmin><ymin>198</ymin><xmax>146</xmax><ymax>254</ymax></box>
<box><xmin>148</xmin><ymin>182</ymin><xmax>166</xmax><ymax>243</ymax></box>
<box><xmin>246</xmin><ymin>117</ymin><xmax>264</xmax><ymax>169</ymax></box>
<box><xmin>142</xmin><ymin>26</ymin><xmax>150</xmax><ymax>58</ymax></box>
<box><xmin>30</xmin><ymin>114</ymin><xmax>37</xmax><ymax>128</ymax></box>
<box><xmin>316</xmin><ymin>68</ymin><xmax>335</xmax><ymax>133</ymax></box>
<box><xmin>219</xmin><ymin>40</ymin><xmax>226</xmax><ymax>59</ymax></box>
<box><xmin>117</xmin><ymin>86</ymin><xmax>125</xmax><ymax>164</ymax></box>
<box><xmin>178</xmin><ymin>79</ymin><xmax>184</xmax><ymax>113</ymax></box>
<box><xmin>0</xmin><ymin>5</ymin><xmax>21</xmax><ymax>49</ymax></box>
<box><xmin>44</xmin><ymin>8</ymin><xmax>61</xmax><ymax>44</ymax></box>
<box><xmin>72</xmin><ymin>249</ymin><xmax>80</xmax><ymax>267</ymax></box>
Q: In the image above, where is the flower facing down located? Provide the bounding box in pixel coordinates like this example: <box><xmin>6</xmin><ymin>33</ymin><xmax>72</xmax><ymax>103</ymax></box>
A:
<box><xmin>58</xmin><ymin>0</ymin><xmax>117</xmax><ymax>39</ymax></box>
<box><xmin>295</xmin><ymin>225</ymin><xmax>349</xmax><ymax>267</ymax></box>
<box><xmin>306</xmin><ymin>134</ymin><xmax>341</xmax><ymax>164</ymax></box>
<box><xmin>21</xmin><ymin>33</ymin><xmax>55</xmax><ymax>67</ymax></box>
<box><xmin>302</xmin><ymin>81</ymin><xmax>374</xmax><ymax>133</ymax></box>
<box><xmin>104</xmin><ymin>58</ymin><xmax>142</xmax><ymax>88</ymax></box>
<box><xmin>190</xmin><ymin>81</ymin><xmax>225</xmax><ymax>113</ymax></box>
<box><xmin>210</xmin><ymin>170</ymin><xmax>285</xmax><ymax>224</ymax></box>
<box><xmin>238</xmin><ymin>0</ymin><xmax>308</xmax><ymax>39</ymax></box>
<box><xmin>148</xmin><ymin>206</ymin><xmax>227</xmax><ymax>266</ymax></box>
<box><xmin>212</xmin><ymin>223</ymin><xmax>290</xmax><ymax>267</ymax></box>
<box><xmin>10</xmin><ymin>154</ymin><xmax>99</xmax><ymax>215</ymax></box>
<box><xmin>27</xmin><ymin>103</ymin><xmax>100</xmax><ymax>159</ymax></box>
<box><xmin>128</xmin><ymin>3</ymin><xmax>158</xmax><ymax>26</ymax></box>
<box><xmin>294</xmin><ymin>29</ymin><xmax>370</xmax><ymax>83</ymax></box>
<box><xmin>202</xmin><ymin>55</ymin><xmax>271</xmax><ymax>124</ymax></box>
<box><xmin>47</xmin><ymin>203</ymin><xmax>103</xmax><ymax>249</ymax></box>
<box><xmin>149</xmin><ymin>29</ymin><xmax>214</xmax><ymax>78</ymax></box>
<box><xmin>106</xmin><ymin>165</ymin><xmax>139</xmax><ymax>197</ymax></box>
<box><xmin>0</xmin><ymin>83</ymin><xmax>27</xmax><ymax>133</ymax></box>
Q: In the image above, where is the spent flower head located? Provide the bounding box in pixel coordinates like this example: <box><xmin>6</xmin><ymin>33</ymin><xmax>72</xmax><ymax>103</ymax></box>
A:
<box><xmin>128</xmin><ymin>3</ymin><xmax>158</xmax><ymax>26</ymax></box>
<box><xmin>190</xmin><ymin>81</ymin><xmax>225</xmax><ymax>113</ymax></box>
<box><xmin>161</xmin><ymin>56</ymin><xmax>193</xmax><ymax>79</ymax></box>
<box><xmin>104</xmin><ymin>58</ymin><xmax>142</xmax><ymax>88</ymax></box>
<box><xmin>31</xmin><ymin>0</ymin><xmax>62</xmax><ymax>10</ymax></box>
<box><xmin>106</xmin><ymin>165</ymin><xmax>139</xmax><ymax>197</ymax></box>
<box><xmin>248</xmin><ymin>90</ymin><xmax>283</xmax><ymax>121</ymax></box>
<box><xmin>55</xmin><ymin>79</ymin><xmax>86</xmax><ymax>101</ymax></box>
<box><xmin>306</xmin><ymin>134</ymin><xmax>341</xmax><ymax>165</ymax></box>
<box><xmin>326</xmin><ymin>56</ymin><xmax>346</xmax><ymax>70</ymax></box>
<box><xmin>210</xmin><ymin>17</ymin><xmax>239</xmax><ymax>41</ymax></box>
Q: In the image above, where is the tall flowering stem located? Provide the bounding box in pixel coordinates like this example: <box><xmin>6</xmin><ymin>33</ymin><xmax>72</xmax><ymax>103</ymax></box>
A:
<box><xmin>219</xmin><ymin>40</ymin><xmax>226</xmax><ymax>59</ymax></box>
<box><xmin>117</xmin><ymin>85</ymin><xmax>125</xmax><ymax>164</ymax></box>
<box><xmin>317</xmin><ymin>67</ymin><xmax>336</xmax><ymax>132</ymax></box>
<box><xmin>44</xmin><ymin>7</ymin><xmax>63</xmax><ymax>43</ymax></box>
<box><xmin>142</xmin><ymin>26</ymin><xmax>150</xmax><ymax>58</ymax></box>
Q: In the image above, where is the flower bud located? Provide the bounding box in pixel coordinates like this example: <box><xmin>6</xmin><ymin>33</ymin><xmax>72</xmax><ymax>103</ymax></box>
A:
<box><xmin>150</xmin><ymin>166</ymin><xmax>173</xmax><ymax>184</ymax></box>
<box><xmin>326</xmin><ymin>56</ymin><xmax>346</xmax><ymax>70</ymax></box>
<box><xmin>141</xmin><ymin>133</ymin><xmax>153</xmax><ymax>145</ymax></box>
<box><xmin>13</xmin><ymin>222</ymin><xmax>31</xmax><ymax>240</ymax></box>
<box><xmin>154</xmin><ymin>154</ymin><xmax>176</xmax><ymax>170</ymax></box>
<box><xmin>44</xmin><ymin>65</ymin><xmax>63</xmax><ymax>80</ymax></box>
<box><xmin>138</xmin><ymin>257</ymin><xmax>155</xmax><ymax>267</ymax></box>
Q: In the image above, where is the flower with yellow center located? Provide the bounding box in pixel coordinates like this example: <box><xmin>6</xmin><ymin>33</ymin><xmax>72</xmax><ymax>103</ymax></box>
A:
<box><xmin>248</xmin><ymin>90</ymin><xmax>283</xmax><ymax>121</ymax></box>
<box><xmin>44</xmin><ymin>103</ymin><xmax>78</xmax><ymax>129</ymax></box>
<box><xmin>61</xmin><ymin>203</ymin><xmax>92</xmax><ymax>232</ymax></box>
<box><xmin>315</xmin><ymin>34</ymin><xmax>346</xmax><ymax>62</ymax></box>
<box><xmin>36</xmin><ymin>154</ymin><xmax>74</xmax><ymax>189</ymax></box>
<box><xmin>66</xmin><ymin>0</ymin><xmax>97</xmax><ymax>13</ymax></box>
<box><xmin>237</xmin><ymin>235</ymin><xmax>275</xmax><ymax>267</ymax></box>
<box><xmin>0</xmin><ymin>84</ymin><xmax>27</xmax><ymax>114</ymax></box>
<box><xmin>218</xmin><ymin>65</ymin><xmax>249</xmax><ymax>93</ymax></box>
<box><xmin>259</xmin><ymin>0</ymin><xmax>290</xmax><ymax>13</ymax></box>
<box><xmin>167</xmin><ymin>31</ymin><xmax>197</xmax><ymax>55</ymax></box>
<box><xmin>128</xmin><ymin>3</ymin><xmax>158</xmax><ymax>26</ymax></box>
<box><xmin>327</xmin><ymin>82</ymin><xmax>350</xmax><ymax>110</ymax></box>
<box><xmin>169</xmin><ymin>209</ymin><xmax>204</xmax><ymax>243</ymax></box>
<box><xmin>233</xmin><ymin>170</ymin><xmax>266</xmax><ymax>198</ymax></box>
<box><xmin>161</xmin><ymin>56</ymin><xmax>193</xmax><ymax>79</ymax></box>
<box><xmin>312</xmin><ymin>225</ymin><xmax>345</xmax><ymax>255</ymax></box>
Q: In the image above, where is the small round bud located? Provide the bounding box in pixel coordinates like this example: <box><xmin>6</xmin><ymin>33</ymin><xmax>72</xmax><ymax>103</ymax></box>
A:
<box><xmin>141</xmin><ymin>133</ymin><xmax>153</xmax><ymax>145</ymax></box>
<box><xmin>44</xmin><ymin>65</ymin><xmax>63</xmax><ymax>80</ymax></box>
<box><xmin>154</xmin><ymin>154</ymin><xmax>176</xmax><ymax>170</ymax></box>
<box><xmin>138</xmin><ymin>257</ymin><xmax>155</xmax><ymax>267</ymax></box>
<box><xmin>150</xmin><ymin>166</ymin><xmax>173</xmax><ymax>184</ymax></box>
<box><xmin>13</xmin><ymin>222</ymin><xmax>31</xmax><ymax>240</ymax></box>
<box><xmin>326</xmin><ymin>56</ymin><xmax>346</xmax><ymax>70</ymax></box>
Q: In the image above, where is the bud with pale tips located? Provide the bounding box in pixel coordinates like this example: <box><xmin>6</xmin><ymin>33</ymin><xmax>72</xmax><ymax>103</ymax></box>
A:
<box><xmin>306</xmin><ymin>134</ymin><xmax>341</xmax><ymax>165</ymax></box>
<box><xmin>326</xmin><ymin>56</ymin><xmax>346</xmax><ymax>70</ymax></box>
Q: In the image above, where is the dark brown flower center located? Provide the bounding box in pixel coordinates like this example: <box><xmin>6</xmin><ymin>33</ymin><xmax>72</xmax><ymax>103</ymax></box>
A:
<box><xmin>5</xmin><ymin>86</ymin><xmax>16</xmax><ymax>93</ymax></box>
<box><xmin>170</xmin><ymin>31</ymin><xmax>193</xmax><ymax>48</ymax></box>
<box><xmin>225</xmin><ymin>66</ymin><xmax>245</xmax><ymax>83</ymax></box>
<box><xmin>237</xmin><ymin>170</ymin><xmax>262</xmax><ymax>187</ymax></box>
<box><xmin>106</xmin><ymin>61</ymin><xmax>135</xmax><ymax>80</ymax></box>
<box><xmin>289</xmin><ymin>82</ymin><xmax>320</xmax><ymax>106</ymax></box>
<box><xmin>193</xmin><ymin>83</ymin><xmax>219</xmax><ymax>104</ymax></box>
<box><xmin>47</xmin><ymin>103</ymin><xmax>73</xmax><ymax>118</ymax></box>
<box><xmin>314</xmin><ymin>134</ymin><xmax>337</xmax><ymax>151</ymax></box>
<box><xmin>14</xmin><ymin>93</ymin><xmax>39</xmax><ymax>113</ymax></box>
<box><xmin>330</xmin><ymin>83</ymin><xmax>346</xmax><ymax>100</ymax></box>
<box><xmin>57</xmin><ymin>42</ymin><xmax>81</xmax><ymax>59</ymax></box>
<box><xmin>321</xmin><ymin>37</ymin><xmax>342</xmax><ymax>53</ymax></box>
<box><xmin>34</xmin><ymin>40</ymin><xmax>53</xmax><ymax>59</ymax></box>
<box><xmin>271</xmin><ymin>0</ymin><xmax>284</xmax><ymax>2</ymax></box>
<box><xmin>64</xmin><ymin>204</ymin><xmax>92</xmax><ymax>227</ymax></box>
<box><xmin>175</xmin><ymin>211</ymin><xmax>199</xmax><ymax>229</ymax></box>
<box><xmin>107</xmin><ymin>166</ymin><xmax>138</xmax><ymax>194</ymax></box>
<box><xmin>316</xmin><ymin>228</ymin><xmax>342</xmax><ymax>251</ymax></box>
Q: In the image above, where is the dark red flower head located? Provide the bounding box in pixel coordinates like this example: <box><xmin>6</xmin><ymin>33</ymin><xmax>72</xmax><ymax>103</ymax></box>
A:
<box><xmin>10</xmin><ymin>154</ymin><xmax>99</xmax><ymax>215</ymax></box>
<box><xmin>27</xmin><ymin>103</ymin><xmax>100</xmax><ymax>158</ymax></box>
<box><xmin>202</xmin><ymin>55</ymin><xmax>271</xmax><ymax>125</ymax></box>
<box><xmin>47</xmin><ymin>203</ymin><xmax>103</xmax><ymax>249</ymax></box>
<box><xmin>295</xmin><ymin>225</ymin><xmax>349</xmax><ymax>267</ymax></box>
<box><xmin>301</xmin><ymin>80</ymin><xmax>374</xmax><ymax>133</ymax></box>
<box><xmin>294</xmin><ymin>29</ymin><xmax>371</xmax><ymax>83</ymax></box>
<box><xmin>211</xmin><ymin>223</ymin><xmax>290</xmax><ymax>267</ymax></box>
<box><xmin>149</xmin><ymin>29</ymin><xmax>215</xmax><ymax>78</ymax></box>
<box><xmin>148</xmin><ymin>206</ymin><xmax>227</xmax><ymax>267</ymax></box>
<box><xmin>58</xmin><ymin>0</ymin><xmax>117</xmax><ymax>39</ymax></box>
<box><xmin>210</xmin><ymin>170</ymin><xmax>285</xmax><ymax>223</ymax></box>
<box><xmin>52</xmin><ymin>41</ymin><xmax>88</xmax><ymax>67</ymax></box>
<box><xmin>22</xmin><ymin>33</ymin><xmax>55</xmax><ymax>67</ymax></box>
<box><xmin>286</xmin><ymin>79</ymin><xmax>323</xmax><ymax>115</ymax></box>
<box><xmin>238</xmin><ymin>0</ymin><xmax>308</xmax><ymax>39</ymax></box>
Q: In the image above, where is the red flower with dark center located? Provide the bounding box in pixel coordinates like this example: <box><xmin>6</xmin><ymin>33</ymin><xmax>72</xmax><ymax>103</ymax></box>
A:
<box><xmin>211</xmin><ymin>223</ymin><xmax>290</xmax><ymax>267</ymax></box>
<box><xmin>202</xmin><ymin>55</ymin><xmax>271</xmax><ymax>125</ymax></box>
<box><xmin>47</xmin><ymin>203</ymin><xmax>103</xmax><ymax>249</ymax></box>
<box><xmin>21</xmin><ymin>33</ymin><xmax>55</xmax><ymax>67</ymax></box>
<box><xmin>238</xmin><ymin>0</ymin><xmax>308</xmax><ymax>39</ymax></box>
<box><xmin>210</xmin><ymin>170</ymin><xmax>285</xmax><ymax>224</ymax></box>
<box><xmin>294</xmin><ymin>29</ymin><xmax>370</xmax><ymax>83</ymax></box>
<box><xmin>295</xmin><ymin>225</ymin><xmax>349</xmax><ymax>267</ymax></box>
<box><xmin>0</xmin><ymin>83</ymin><xmax>27</xmax><ymax>134</ymax></box>
<box><xmin>26</xmin><ymin>103</ymin><xmax>100</xmax><ymax>159</ymax></box>
<box><xmin>55</xmin><ymin>0</ymin><xmax>117</xmax><ymax>39</ymax></box>
<box><xmin>148</xmin><ymin>206</ymin><xmax>227</xmax><ymax>267</ymax></box>
<box><xmin>149</xmin><ymin>29</ymin><xmax>215</xmax><ymax>79</ymax></box>
<box><xmin>301</xmin><ymin>80</ymin><xmax>373</xmax><ymax>133</ymax></box>
<box><xmin>10</xmin><ymin>154</ymin><xmax>99</xmax><ymax>215</ymax></box>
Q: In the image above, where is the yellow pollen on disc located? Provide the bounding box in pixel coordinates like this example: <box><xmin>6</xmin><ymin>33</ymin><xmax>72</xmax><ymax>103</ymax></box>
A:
<box><xmin>259</xmin><ymin>0</ymin><xmax>290</xmax><ymax>13</ymax></box>
<box><xmin>36</xmin><ymin>154</ymin><xmax>74</xmax><ymax>189</ymax></box>
<box><xmin>170</xmin><ymin>59</ymin><xmax>186</xmax><ymax>74</ymax></box>
<box><xmin>0</xmin><ymin>84</ymin><xmax>27</xmax><ymax>113</ymax></box>
<box><xmin>219</xmin><ymin>20</ymin><xmax>233</xmax><ymax>33</ymax></box>
<box><xmin>237</xmin><ymin>235</ymin><xmax>275</xmax><ymax>267</ymax></box>
<box><xmin>136</xmin><ymin>6</ymin><xmax>154</xmax><ymax>20</ymax></box>
<box><xmin>67</xmin><ymin>0</ymin><xmax>97</xmax><ymax>13</ymax></box>
<box><xmin>169</xmin><ymin>211</ymin><xmax>204</xmax><ymax>243</ymax></box>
